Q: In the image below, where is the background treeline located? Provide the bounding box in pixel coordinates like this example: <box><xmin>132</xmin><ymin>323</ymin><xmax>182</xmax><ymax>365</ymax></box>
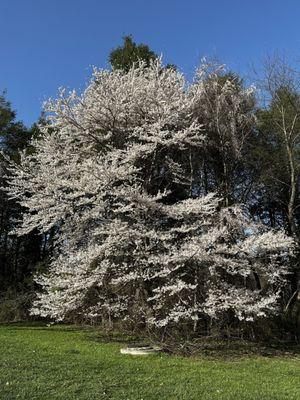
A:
<box><xmin>0</xmin><ymin>100</ymin><xmax>51</xmax><ymax>321</ymax></box>
<box><xmin>0</xmin><ymin>37</ymin><xmax>299</xmax><ymax>339</ymax></box>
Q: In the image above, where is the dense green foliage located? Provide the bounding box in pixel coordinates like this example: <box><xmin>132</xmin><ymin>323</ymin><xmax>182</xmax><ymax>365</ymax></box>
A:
<box><xmin>0</xmin><ymin>324</ymin><xmax>299</xmax><ymax>400</ymax></box>
<box><xmin>0</xmin><ymin>95</ymin><xmax>49</xmax><ymax>320</ymax></box>
<box><xmin>109</xmin><ymin>35</ymin><xmax>157</xmax><ymax>71</ymax></box>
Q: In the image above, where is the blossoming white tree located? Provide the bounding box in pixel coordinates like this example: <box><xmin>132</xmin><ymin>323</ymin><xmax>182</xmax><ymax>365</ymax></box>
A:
<box><xmin>7</xmin><ymin>60</ymin><xmax>294</xmax><ymax>331</ymax></box>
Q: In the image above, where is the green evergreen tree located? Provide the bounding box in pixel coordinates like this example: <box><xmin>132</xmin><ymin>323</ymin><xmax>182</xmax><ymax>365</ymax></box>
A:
<box><xmin>109</xmin><ymin>35</ymin><xmax>157</xmax><ymax>72</ymax></box>
<box><xmin>0</xmin><ymin>93</ymin><xmax>46</xmax><ymax>321</ymax></box>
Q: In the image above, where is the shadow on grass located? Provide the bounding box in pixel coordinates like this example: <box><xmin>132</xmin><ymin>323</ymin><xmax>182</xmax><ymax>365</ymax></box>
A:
<box><xmin>84</xmin><ymin>329</ymin><xmax>300</xmax><ymax>360</ymax></box>
<box><xmin>1</xmin><ymin>322</ymin><xmax>299</xmax><ymax>360</ymax></box>
<box><xmin>163</xmin><ymin>337</ymin><xmax>300</xmax><ymax>360</ymax></box>
<box><xmin>0</xmin><ymin>321</ymin><xmax>82</xmax><ymax>333</ymax></box>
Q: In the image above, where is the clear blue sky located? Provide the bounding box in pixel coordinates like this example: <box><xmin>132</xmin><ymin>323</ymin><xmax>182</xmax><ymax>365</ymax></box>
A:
<box><xmin>1</xmin><ymin>0</ymin><xmax>300</xmax><ymax>126</ymax></box>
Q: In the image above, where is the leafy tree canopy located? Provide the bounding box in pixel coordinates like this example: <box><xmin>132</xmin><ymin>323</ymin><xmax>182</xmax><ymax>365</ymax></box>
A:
<box><xmin>109</xmin><ymin>35</ymin><xmax>157</xmax><ymax>72</ymax></box>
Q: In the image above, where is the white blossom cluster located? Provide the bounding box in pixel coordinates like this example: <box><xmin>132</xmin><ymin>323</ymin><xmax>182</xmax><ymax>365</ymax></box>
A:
<box><xmin>7</xmin><ymin>60</ymin><xmax>294</xmax><ymax>328</ymax></box>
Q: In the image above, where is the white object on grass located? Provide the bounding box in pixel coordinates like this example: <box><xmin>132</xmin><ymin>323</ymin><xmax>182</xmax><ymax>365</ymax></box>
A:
<box><xmin>120</xmin><ymin>346</ymin><xmax>160</xmax><ymax>355</ymax></box>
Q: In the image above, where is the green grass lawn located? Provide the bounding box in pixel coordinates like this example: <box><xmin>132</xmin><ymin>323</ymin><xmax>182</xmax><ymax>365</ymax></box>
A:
<box><xmin>0</xmin><ymin>324</ymin><xmax>299</xmax><ymax>400</ymax></box>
